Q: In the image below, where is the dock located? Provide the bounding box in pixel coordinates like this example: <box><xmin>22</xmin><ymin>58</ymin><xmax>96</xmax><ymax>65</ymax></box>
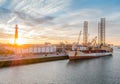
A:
<box><xmin>0</xmin><ymin>53</ymin><xmax>68</xmax><ymax>67</ymax></box>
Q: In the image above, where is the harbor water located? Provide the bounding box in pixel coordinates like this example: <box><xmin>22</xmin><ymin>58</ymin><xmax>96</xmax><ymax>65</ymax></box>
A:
<box><xmin>0</xmin><ymin>48</ymin><xmax>120</xmax><ymax>84</ymax></box>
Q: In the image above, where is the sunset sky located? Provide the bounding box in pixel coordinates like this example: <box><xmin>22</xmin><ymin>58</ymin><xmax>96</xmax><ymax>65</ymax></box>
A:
<box><xmin>0</xmin><ymin>0</ymin><xmax>120</xmax><ymax>45</ymax></box>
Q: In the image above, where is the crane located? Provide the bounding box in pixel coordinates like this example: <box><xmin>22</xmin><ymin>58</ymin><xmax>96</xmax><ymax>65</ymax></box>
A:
<box><xmin>77</xmin><ymin>31</ymin><xmax>82</xmax><ymax>44</ymax></box>
<box><xmin>89</xmin><ymin>36</ymin><xmax>97</xmax><ymax>46</ymax></box>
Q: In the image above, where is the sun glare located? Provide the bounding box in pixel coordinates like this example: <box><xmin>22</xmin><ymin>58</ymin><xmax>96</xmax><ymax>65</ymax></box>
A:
<box><xmin>10</xmin><ymin>38</ymin><xmax>27</xmax><ymax>45</ymax></box>
<box><xmin>17</xmin><ymin>38</ymin><xmax>27</xmax><ymax>45</ymax></box>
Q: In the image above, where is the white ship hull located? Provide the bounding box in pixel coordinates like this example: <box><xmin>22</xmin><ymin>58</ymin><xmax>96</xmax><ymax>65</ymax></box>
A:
<box><xmin>67</xmin><ymin>51</ymin><xmax>112</xmax><ymax>60</ymax></box>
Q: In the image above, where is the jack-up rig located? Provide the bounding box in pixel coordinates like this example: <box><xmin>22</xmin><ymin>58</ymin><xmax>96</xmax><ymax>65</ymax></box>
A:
<box><xmin>67</xmin><ymin>18</ymin><xmax>113</xmax><ymax>60</ymax></box>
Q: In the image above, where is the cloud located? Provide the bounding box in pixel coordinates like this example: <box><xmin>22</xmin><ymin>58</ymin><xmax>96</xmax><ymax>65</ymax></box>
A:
<box><xmin>106</xmin><ymin>12</ymin><xmax>120</xmax><ymax>22</ymax></box>
<box><xmin>7</xmin><ymin>16</ymin><xmax>16</xmax><ymax>23</ymax></box>
<box><xmin>0</xmin><ymin>31</ymin><xmax>13</xmax><ymax>38</ymax></box>
<box><xmin>0</xmin><ymin>0</ymin><xmax>71</xmax><ymax>25</ymax></box>
<box><xmin>46</xmin><ymin>9</ymin><xmax>120</xmax><ymax>44</ymax></box>
<box><xmin>24</xmin><ymin>8</ymin><xmax>119</xmax><ymax>44</ymax></box>
<box><xmin>0</xmin><ymin>0</ymin><xmax>71</xmax><ymax>16</ymax></box>
<box><xmin>0</xmin><ymin>0</ymin><xmax>119</xmax><ymax>45</ymax></box>
<box><xmin>0</xmin><ymin>0</ymin><xmax>72</xmax><ymax>42</ymax></box>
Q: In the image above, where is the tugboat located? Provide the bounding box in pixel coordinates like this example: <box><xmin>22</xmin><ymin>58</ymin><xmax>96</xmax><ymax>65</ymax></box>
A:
<box><xmin>67</xmin><ymin>18</ymin><xmax>113</xmax><ymax>60</ymax></box>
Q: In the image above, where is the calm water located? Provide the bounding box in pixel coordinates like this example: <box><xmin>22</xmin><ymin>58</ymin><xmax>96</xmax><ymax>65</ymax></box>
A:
<box><xmin>0</xmin><ymin>48</ymin><xmax>120</xmax><ymax>84</ymax></box>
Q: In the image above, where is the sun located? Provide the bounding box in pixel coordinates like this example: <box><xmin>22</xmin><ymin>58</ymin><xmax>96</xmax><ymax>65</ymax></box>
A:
<box><xmin>10</xmin><ymin>38</ymin><xmax>27</xmax><ymax>45</ymax></box>
<box><xmin>16</xmin><ymin>38</ymin><xmax>27</xmax><ymax>45</ymax></box>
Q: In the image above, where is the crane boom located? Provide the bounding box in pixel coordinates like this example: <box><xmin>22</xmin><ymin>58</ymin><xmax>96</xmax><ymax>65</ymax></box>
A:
<box><xmin>91</xmin><ymin>36</ymin><xmax>97</xmax><ymax>44</ymax></box>
<box><xmin>77</xmin><ymin>31</ymin><xmax>82</xmax><ymax>44</ymax></box>
<box><xmin>88</xmin><ymin>36</ymin><xmax>97</xmax><ymax>46</ymax></box>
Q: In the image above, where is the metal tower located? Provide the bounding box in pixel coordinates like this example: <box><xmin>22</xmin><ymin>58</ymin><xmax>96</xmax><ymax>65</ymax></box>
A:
<box><xmin>83</xmin><ymin>21</ymin><xmax>88</xmax><ymax>45</ymax></box>
<box><xmin>14</xmin><ymin>24</ymin><xmax>18</xmax><ymax>45</ymax></box>
<box><xmin>98</xmin><ymin>22</ymin><xmax>100</xmax><ymax>44</ymax></box>
<box><xmin>98</xmin><ymin>18</ymin><xmax>105</xmax><ymax>45</ymax></box>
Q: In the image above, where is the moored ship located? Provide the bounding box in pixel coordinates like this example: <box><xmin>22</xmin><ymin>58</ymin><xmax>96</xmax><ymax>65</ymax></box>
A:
<box><xmin>67</xmin><ymin>45</ymin><xmax>113</xmax><ymax>60</ymax></box>
<box><xmin>67</xmin><ymin>18</ymin><xmax>113</xmax><ymax>60</ymax></box>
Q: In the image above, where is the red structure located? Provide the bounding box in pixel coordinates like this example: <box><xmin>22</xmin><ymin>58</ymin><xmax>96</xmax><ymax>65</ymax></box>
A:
<box><xmin>14</xmin><ymin>24</ymin><xmax>18</xmax><ymax>45</ymax></box>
